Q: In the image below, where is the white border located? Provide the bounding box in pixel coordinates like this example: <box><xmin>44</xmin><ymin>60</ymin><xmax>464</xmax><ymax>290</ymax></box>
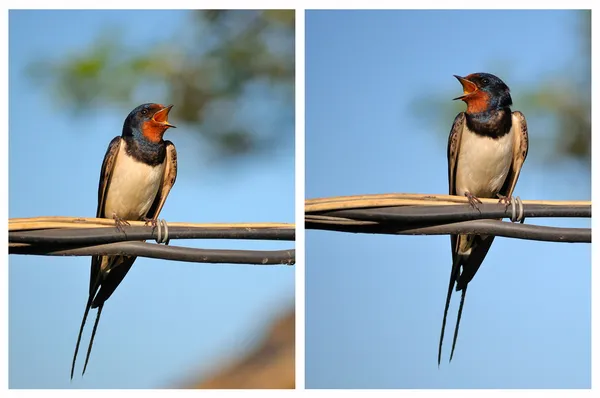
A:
<box><xmin>294</xmin><ymin>8</ymin><xmax>306</xmax><ymax>391</ymax></box>
<box><xmin>2</xmin><ymin>5</ymin><xmax>9</xmax><ymax>395</ymax></box>
<box><xmin>590</xmin><ymin>5</ymin><xmax>597</xmax><ymax>394</ymax></box>
<box><xmin>2</xmin><ymin>1</ymin><xmax>598</xmax><ymax>9</ymax></box>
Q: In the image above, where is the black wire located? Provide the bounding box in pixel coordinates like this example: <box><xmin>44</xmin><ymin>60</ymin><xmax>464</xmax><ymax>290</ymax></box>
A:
<box><xmin>10</xmin><ymin>242</ymin><xmax>296</xmax><ymax>265</ymax></box>
<box><xmin>310</xmin><ymin>203</ymin><xmax>590</xmax><ymax>225</ymax></box>
<box><xmin>307</xmin><ymin>219</ymin><xmax>590</xmax><ymax>243</ymax></box>
<box><xmin>10</xmin><ymin>226</ymin><xmax>295</xmax><ymax>246</ymax></box>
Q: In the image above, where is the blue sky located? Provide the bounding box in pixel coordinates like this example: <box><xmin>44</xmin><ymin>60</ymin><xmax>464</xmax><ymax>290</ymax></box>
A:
<box><xmin>305</xmin><ymin>10</ymin><xmax>590</xmax><ymax>389</ymax></box>
<box><xmin>8</xmin><ymin>10</ymin><xmax>294</xmax><ymax>388</ymax></box>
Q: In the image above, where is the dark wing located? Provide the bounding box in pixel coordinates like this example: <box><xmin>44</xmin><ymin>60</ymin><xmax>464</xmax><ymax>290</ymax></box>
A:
<box><xmin>447</xmin><ymin>112</ymin><xmax>465</xmax><ymax>197</ymax></box>
<box><xmin>90</xmin><ymin>137</ymin><xmax>122</xmax><ymax>294</ymax></box>
<box><xmin>72</xmin><ymin>136</ymin><xmax>122</xmax><ymax>379</ymax></box>
<box><xmin>446</xmin><ymin>113</ymin><xmax>466</xmax><ymax>271</ymax></box>
<box><xmin>95</xmin><ymin>137</ymin><xmax>122</xmax><ymax>219</ymax></box>
<box><xmin>146</xmin><ymin>140</ymin><xmax>178</xmax><ymax>220</ymax></box>
<box><xmin>89</xmin><ymin>136</ymin><xmax>124</xmax><ymax>302</ymax></box>
<box><xmin>439</xmin><ymin>113</ymin><xmax>466</xmax><ymax>365</ymax></box>
<box><xmin>499</xmin><ymin>111</ymin><xmax>529</xmax><ymax>197</ymax></box>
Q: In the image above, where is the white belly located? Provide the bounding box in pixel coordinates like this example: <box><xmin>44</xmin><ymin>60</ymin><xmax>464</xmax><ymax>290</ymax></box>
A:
<box><xmin>103</xmin><ymin>145</ymin><xmax>165</xmax><ymax>220</ymax></box>
<box><xmin>455</xmin><ymin>128</ymin><xmax>514</xmax><ymax>198</ymax></box>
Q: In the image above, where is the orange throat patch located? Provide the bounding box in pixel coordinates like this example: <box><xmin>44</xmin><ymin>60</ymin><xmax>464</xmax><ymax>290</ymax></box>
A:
<box><xmin>464</xmin><ymin>90</ymin><xmax>490</xmax><ymax>114</ymax></box>
<box><xmin>141</xmin><ymin>120</ymin><xmax>167</xmax><ymax>143</ymax></box>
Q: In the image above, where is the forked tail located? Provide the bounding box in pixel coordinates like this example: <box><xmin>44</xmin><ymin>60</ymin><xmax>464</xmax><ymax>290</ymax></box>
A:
<box><xmin>82</xmin><ymin>304</ymin><xmax>104</xmax><ymax>376</ymax></box>
<box><xmin>438</xmin><ymin>255</ymin><xmax>461</xmax><ymax>366</ymax></box>
<box><xmin>449</xmin><ymin>286</ymin><xmax>467</xmax><ymax>362</ymax></box>
<box><xmin>71</xmin><ymin>296</ymin><xmax>93</xmax><ymax>379</ymax></box>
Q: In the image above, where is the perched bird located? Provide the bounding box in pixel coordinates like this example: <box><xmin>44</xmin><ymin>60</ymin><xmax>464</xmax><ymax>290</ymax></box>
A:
<box><xmin>71</xmin><ymin>103</ymin><xmax>178</xmax><ymax>378</ymax></box>
<box><xmin>439</xmin><ymin>73</ymin><xmax>529</xmax><ymax>365</ymax></box>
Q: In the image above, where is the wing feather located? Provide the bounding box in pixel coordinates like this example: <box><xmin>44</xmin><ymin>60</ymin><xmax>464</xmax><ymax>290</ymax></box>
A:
<box><xmin>90</xmin><ymin>137</ymin><xmax>121</xmax><ymax>294</ymax></box>
<box><xmin>146</xmin><ymin>141</ymin><xmax>178</xmax><ymax>220</ymax></box>
<box><xmin>499</xmin><ymin>111</ymin><xmax>529</xmax><ymax>197</ymax></box>
<box><xmin>95</xmin><ymin>137</ymin><xmax>122</xmax><ymax>219</ymax></box>
<box><xmin>447</xmin><ymin>112</ymin><xmax>466</xmax><ymax>197</ymax></box>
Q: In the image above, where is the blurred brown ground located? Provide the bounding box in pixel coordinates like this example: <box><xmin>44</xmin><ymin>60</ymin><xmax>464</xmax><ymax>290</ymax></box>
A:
<box><xmin>186</xmin><ymin>309</ymin><xmax>295</xmax><ymax>389</ymax></box>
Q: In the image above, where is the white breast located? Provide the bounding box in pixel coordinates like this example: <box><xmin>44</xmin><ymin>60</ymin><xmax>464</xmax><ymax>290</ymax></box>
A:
<box><xmin>103</xmin><ymin>143</ymin><xmax>165</xmax><ymax>220</ymax></box>
<box><xmin>455</xmin><ymin>126</ymin><xmax>514</xmax><ymax>198</ymax></box>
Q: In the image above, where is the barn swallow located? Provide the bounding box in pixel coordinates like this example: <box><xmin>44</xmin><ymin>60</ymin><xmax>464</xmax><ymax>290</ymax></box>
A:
<box><xmin>71</xmin><ymin>103</ymin><xmax>178</xmax><ymax>378</ymax></box>
<box><xmin>438</xmin><ymin>73</ymin><xmax>529</xmax><ymax>365</ymax></box>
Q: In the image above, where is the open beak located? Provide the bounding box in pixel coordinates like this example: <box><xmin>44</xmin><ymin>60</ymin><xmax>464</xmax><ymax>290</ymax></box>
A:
<box><xmin>453</xmin><ymin>75</ymin><xmax>478</xmax><ymax>100</ymax></box>
<box><xmin>153</xmin><ymin>104</ymin><xmax>176</xmax><ymax>128</ymax></box>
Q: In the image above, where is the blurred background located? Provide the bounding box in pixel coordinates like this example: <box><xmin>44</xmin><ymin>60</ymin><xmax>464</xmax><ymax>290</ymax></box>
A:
<box><xmin>9</xmin><ymin>10</ymin><xmax>294</xmax><ymax>388</ymax></box>
<box><xmin>306</xmin><ymin>10</ymin><xmax>590</xmax><ymax>388</ymax></box>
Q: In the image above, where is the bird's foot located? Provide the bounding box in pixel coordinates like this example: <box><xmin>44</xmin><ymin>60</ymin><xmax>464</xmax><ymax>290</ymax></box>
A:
<box><xmin>496</xmin><ymin>193</ymin><xmax>512</xmax><ymax>211</ymax></box>
<box><xmin>112</xmin><ymin>214</ymin><xmax>130</xmax><ymax>232</ymax></box>
<box><xmin>464</xmin><ymin>191</ymin><xmax>482</xmax><ymax>211</ymax></box>
<box><xmin>143</xmin><ymin>217</ymin><xmax>158</xmax><ymax>228</ymax></box>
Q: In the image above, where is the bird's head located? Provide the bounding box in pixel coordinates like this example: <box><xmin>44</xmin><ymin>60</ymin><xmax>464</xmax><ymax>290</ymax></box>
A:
<box><xmin>122</xmin><ymin>103</ymin><xmax>176</xmax><ymax>143</ymax></box>
<box><xmin>453</xmin><ymin>73</ymin><xmax>512</xmax><ymax>114</ymax></box>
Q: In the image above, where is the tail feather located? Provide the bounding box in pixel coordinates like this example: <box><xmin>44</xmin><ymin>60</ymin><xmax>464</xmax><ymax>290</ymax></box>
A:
<box><xmin>438</xmin><ymin>254</ymin><xmax>462</xmax><ymax>366</ymax></box>
<box><xmin>82</xmin><ymin>304</ymin><xmax>104</xmax><ymax>376</ymax></box>
<box><xmin>71</xmin><ymin>296</ymin><xmax>94</xmax><ymax>380</ymax></box>
<box><xmin>449</xmin><ymin>286</ymin><xmax>467</xmax><ymax>362</ymax></box>
<box><xmin>72</xmin><ymin>263</ymin><xmax>103</xmax><ymax>379</ymax></box>
<box><xmin>438</xmin><ymin>274</ymin><xmax>454</xmax><ymax>366</ymax></box>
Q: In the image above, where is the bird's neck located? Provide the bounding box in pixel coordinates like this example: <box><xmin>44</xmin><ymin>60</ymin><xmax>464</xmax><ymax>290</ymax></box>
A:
<box><xmin>131</xmin><ymin>127</ymin><xmax>164</xmax><ymax>150</ymax></box>
<box><xmin>465</xmin><ymin>107</ymin><xmax>513</xmax><ymax>138</ymax></box>
<box><xmin>123</xmin><ymin>129</ymin><xmax>166</xmax><ymax>166</ymax></box>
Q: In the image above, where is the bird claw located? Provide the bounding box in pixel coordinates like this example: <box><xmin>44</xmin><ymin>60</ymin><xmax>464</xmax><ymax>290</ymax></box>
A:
<box><xmin>497</xmin><ymin>193</ymin><xmax>512</xmax><ymax>211</ymax></box>
<box><xmin>143</xmin><ymin>217</ymin><xmax>158</xmax><ymax>228</ymax></box>
<box><xmin>112</xmin><ymin>215</ymin><xmax>130</xmax><ymax>232</ymax></box>
<box><xmin>464</xmin><ymin>191</ymin><xmax>482</xmax><ymax>212</ymax></box>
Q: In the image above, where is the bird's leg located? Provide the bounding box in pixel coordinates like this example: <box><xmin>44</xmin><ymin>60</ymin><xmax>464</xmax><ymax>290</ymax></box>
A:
<box><xmin>496</xmin><ymin>193</ymin><xmax>512</xmax><ymax>210</ymax></box>
<box><xmin>464</xmin><ymin>191</ymin><xmax>482</xmax><ymax>211</ymax></box>
<box><xmin>112</xmin><ymin>214</ymin><xmax>130</xmax><ymax>232</ymax></box>
<box><xmin>143</xmin><ymin>217</ymin><xmax>158</xmax><ymax>228</ymax></box>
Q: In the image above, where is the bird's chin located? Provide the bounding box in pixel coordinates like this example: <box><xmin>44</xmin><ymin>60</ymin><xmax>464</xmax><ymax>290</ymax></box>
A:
<box><xmin>141</xmin><ymin>121</ymin><xmax>173</xmax><ymax>143</ymax></box>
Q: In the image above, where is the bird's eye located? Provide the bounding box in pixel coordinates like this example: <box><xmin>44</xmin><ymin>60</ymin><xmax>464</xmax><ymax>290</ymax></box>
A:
<box><xmin>482</xmin><ymin>78</ymin><xmax>490</xmax><ymax>85</ymax></box>
<box><xmin>141</xmin><ymin>109</ymin><xmax>148</xmax><ymax>115</ymax></box>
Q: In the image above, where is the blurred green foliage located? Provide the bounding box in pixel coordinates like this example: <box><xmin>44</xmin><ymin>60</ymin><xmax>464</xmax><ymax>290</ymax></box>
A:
<box><xmin>412</xmin><ymin>10</ymin><xmax>590</xmax><ymax>170</ymax></box>
<box><xmin>28</xmin><ymin>10</ymin><xmax>295</xmax><ymax>160</ymax></box>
